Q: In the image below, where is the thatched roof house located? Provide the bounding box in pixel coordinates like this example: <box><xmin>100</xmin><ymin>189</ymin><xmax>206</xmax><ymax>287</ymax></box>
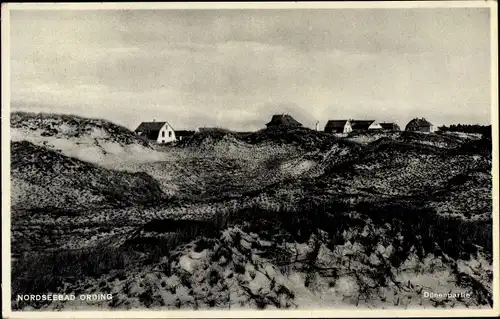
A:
<box><xmin>379</xmin><ymin>123</ymin><xmax>401</xmax><ymax>131</ymax></box>
<box><xmin>135</xmin><ymin>121</ymin><xmax>176</xmax><ymax>144</ymax></box>
<box><xmin>265</xmin><ymin>114</ymin><xmax>302</xmax><ymax>128</ymax></box>
<box><xmin>350</xmin><ymin>120</ymin><xmax>382</xmax><ymax>131</ymax></box>
<box><xmin>324</xmin><ymin>120</ymin><xmax>352</xmax><ymax>134</ymax></box>
<box><xmin>405</xmin><ymin>118</ymin><xmax>434</xmax><ymax>132</ymax></box>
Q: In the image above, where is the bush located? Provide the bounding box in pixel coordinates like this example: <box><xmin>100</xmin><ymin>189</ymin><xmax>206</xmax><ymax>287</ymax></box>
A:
<box><xmin>11</xmin><ymin>246</ymin><xmax>140</xmax><ymax>309</ymax></box>
<box><xmin>126</xmin><ymin>218</ymin><xmax>221</xmax><ymax>264</ymax></box>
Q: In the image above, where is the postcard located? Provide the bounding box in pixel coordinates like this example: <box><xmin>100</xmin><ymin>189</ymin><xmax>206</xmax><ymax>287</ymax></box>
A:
<box><xmin>2</xmin><ymin>1</ymin><xmax>498</xmax><ymax>318</ymax></box>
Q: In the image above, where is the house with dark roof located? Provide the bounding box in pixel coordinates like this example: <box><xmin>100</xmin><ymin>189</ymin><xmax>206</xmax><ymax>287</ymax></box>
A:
<box><xmin>324</xmin><ymin>120</ymin><xmax>352</xmax><ymax>134</ymax></box>
<box><xmin>265</xmin><ymin>114</ymin><xmax>302</xmax><ymax>128</ymax></box>
<box><xmin>379</xmin><ymin>122</ymin><xmax>401</xmax><ymax>131</ymax></box>
<box><xmin>350</xmin><ymin>120</ymin><xmax>383</xmax><ymax>131</ymax></box>
<box><xmin>175</xmin><ymin>130</ymin><xmax>196</xmax><ymax>141</ymax></box>
<box><xmin>134</xmin><ymin>121</ymin><xmax>176</xmax><ymax>144</ymax></box>
<box><xmin>405</xmin><ymin>118</ymin><xmax>434</xmax><ymax>132</ymax></box>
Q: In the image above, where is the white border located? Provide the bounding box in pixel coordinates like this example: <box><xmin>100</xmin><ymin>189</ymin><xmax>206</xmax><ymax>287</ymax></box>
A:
<box><xmin>1</xmin><ymin>1</ymin><xmax>498</xmax><ymax>9</ymax></box>
<box><xmin>2</xmin><ymin>1</ymin><xmax>499</xmax><ymax>318</ymax></box>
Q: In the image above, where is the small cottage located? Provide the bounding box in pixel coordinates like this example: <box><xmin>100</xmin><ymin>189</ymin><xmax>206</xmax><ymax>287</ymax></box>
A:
<box><xmin>324</xmin><ymin>120</ymin><xmax>353</xmax><ymax>134</ymax></box>
<box><xmin>350</xmin><ymin>120</ymin><xmax>382</xmax><ymax>131</ymax></box>
<box><xmin>265</xmin><ymin>114</ymin><xmax>302</xmax><ymax>128</ymax></box>
<box><xmin>405</xmin><ymin>118</ymin><xmax>434</xmax><ymax>132</ymax></box>
<box><xmin>379</xmin><ymin>122</ymin><xmax>401</xmax><ymax>131</ymax></box>
<box><xmin>135</xmin><ymin>121</ymin><xmax>176</xmax><ymax>144</ymax></box>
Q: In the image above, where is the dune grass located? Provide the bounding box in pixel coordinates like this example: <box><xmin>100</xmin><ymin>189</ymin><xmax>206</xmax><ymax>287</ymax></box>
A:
<box><xmin>11</xmin><ymin>245</ymin><xmax>140</xmax><ymax>309</ymax></box>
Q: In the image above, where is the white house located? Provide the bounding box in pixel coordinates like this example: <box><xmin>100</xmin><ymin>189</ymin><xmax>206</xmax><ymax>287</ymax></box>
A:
<box><xmin>134</xmin><ymin>121</ymin><xmax>177</xmax><ymax>144</ymax></box>
<box><xmin>324</xmin><ymin>120</ymin><xmax>353</xmax><ymax>134</ymax></box>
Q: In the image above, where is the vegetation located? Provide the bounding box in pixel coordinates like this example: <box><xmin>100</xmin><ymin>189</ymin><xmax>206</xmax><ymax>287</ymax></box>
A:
<box><xmin>11</xmin><ymin>111</ymin><xmax>150</xmax><ymax>146</ymax></box>
<box><xmin>177</xmin><ymin>125</ymin><xmax>335</xmax><ymax>151</ymax></box>
<box><xmin>12</xmin><ymin>246</ymin><xmax>141</xmax><ymax>310</ymax></box>
<box><xmin>11</xmin><ymin>141</ymin><xmax>167</xmax><ymax>211</ymax></box>
<box><xmin>10</xmin><ymin>112</ymin><xmax>493</xmax><ymax>310</ymax></box>
<box><xmin>437</xmin><ymin>124</ymin><xmax>491</xmax><ymax>138</ymax></box>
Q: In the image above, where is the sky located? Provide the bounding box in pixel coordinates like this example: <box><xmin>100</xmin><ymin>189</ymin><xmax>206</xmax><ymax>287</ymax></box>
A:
<box><xmin>9</xmin><ymin>7</ymin><xmax>492</xmax><ymax>131</ymax></box>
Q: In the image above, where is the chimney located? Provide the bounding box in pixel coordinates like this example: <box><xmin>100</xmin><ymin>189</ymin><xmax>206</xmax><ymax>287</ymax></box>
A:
<box><xmin>153</xmin><ymin>119</ymin><xmax>156</xmax><ymax>122</ymax></box>
<box><xmin>315</xmin><ymin>121</ymin><xmax>319</xmax><ymax>131</ymax></box>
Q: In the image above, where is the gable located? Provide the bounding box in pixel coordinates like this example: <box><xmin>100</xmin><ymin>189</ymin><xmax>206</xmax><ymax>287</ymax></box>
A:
<box><xmin>369</xmin><ymin>122</ymin><xmax>382</xmax><ymax>129</ymax></box>
<box><xmin>159</xmin><ymin>123</ymin><xmax>173</xmax><ymax>131</ymax></box>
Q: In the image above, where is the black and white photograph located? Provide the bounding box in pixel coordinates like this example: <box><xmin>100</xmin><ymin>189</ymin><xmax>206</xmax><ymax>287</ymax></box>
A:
<box><xmin>1</xmin><ymin>1</ymin><xmax>499</xmax><ymax>316</ymax></box>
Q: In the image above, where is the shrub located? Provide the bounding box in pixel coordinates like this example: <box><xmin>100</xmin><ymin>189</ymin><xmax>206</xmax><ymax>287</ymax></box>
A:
<box><xmin>11</xmin><ymin>245</ymin><xmax>140</xmax><ymax>309</ymax></box>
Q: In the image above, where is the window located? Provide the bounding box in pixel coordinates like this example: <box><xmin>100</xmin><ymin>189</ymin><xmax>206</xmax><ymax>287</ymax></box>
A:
<box><xmin>169</xmin><ymin>131</ymin><xmax>172</xmax><ymax>137</ymax></box>
<box><xmin>162</xmin><ymin>131</ymin><xmax>165</xmax><ymax>137</ymax></box>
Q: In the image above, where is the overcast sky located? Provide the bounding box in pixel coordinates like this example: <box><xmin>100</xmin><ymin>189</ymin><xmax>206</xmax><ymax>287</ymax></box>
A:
<box><xmin>10</xmin><ymin>8</ymin><xmax>492</xmax><ymax>131</ymax></box>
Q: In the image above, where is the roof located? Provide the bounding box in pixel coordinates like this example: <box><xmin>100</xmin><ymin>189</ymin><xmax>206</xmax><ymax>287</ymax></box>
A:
<box><xmin>266</xmin><ymin>114</ymin><xmax>302</xmax><ymax>127</ymax></box>
<box><xmin>350</xmin><ymin>120</ymin><xmax>375</xmax><ymax>130</ymax></box>
<box><xmin>324</xmin><ymin>120</ymin><xmax>349</xmax><ymax>132</ymax></box>
<box><xmin>134</xmin><ymin>122</ymin><xmax>167</xmax><ymax>132</ymax></box>
<box><xmin>406</xmin><ymin>118</ymin><xmax>433</xmax><ymax>128</ymax></box>
<box><xmin>380</xmin><ymin>123</ymin><xmax>401</xmax><ymax>130</ymax></box>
